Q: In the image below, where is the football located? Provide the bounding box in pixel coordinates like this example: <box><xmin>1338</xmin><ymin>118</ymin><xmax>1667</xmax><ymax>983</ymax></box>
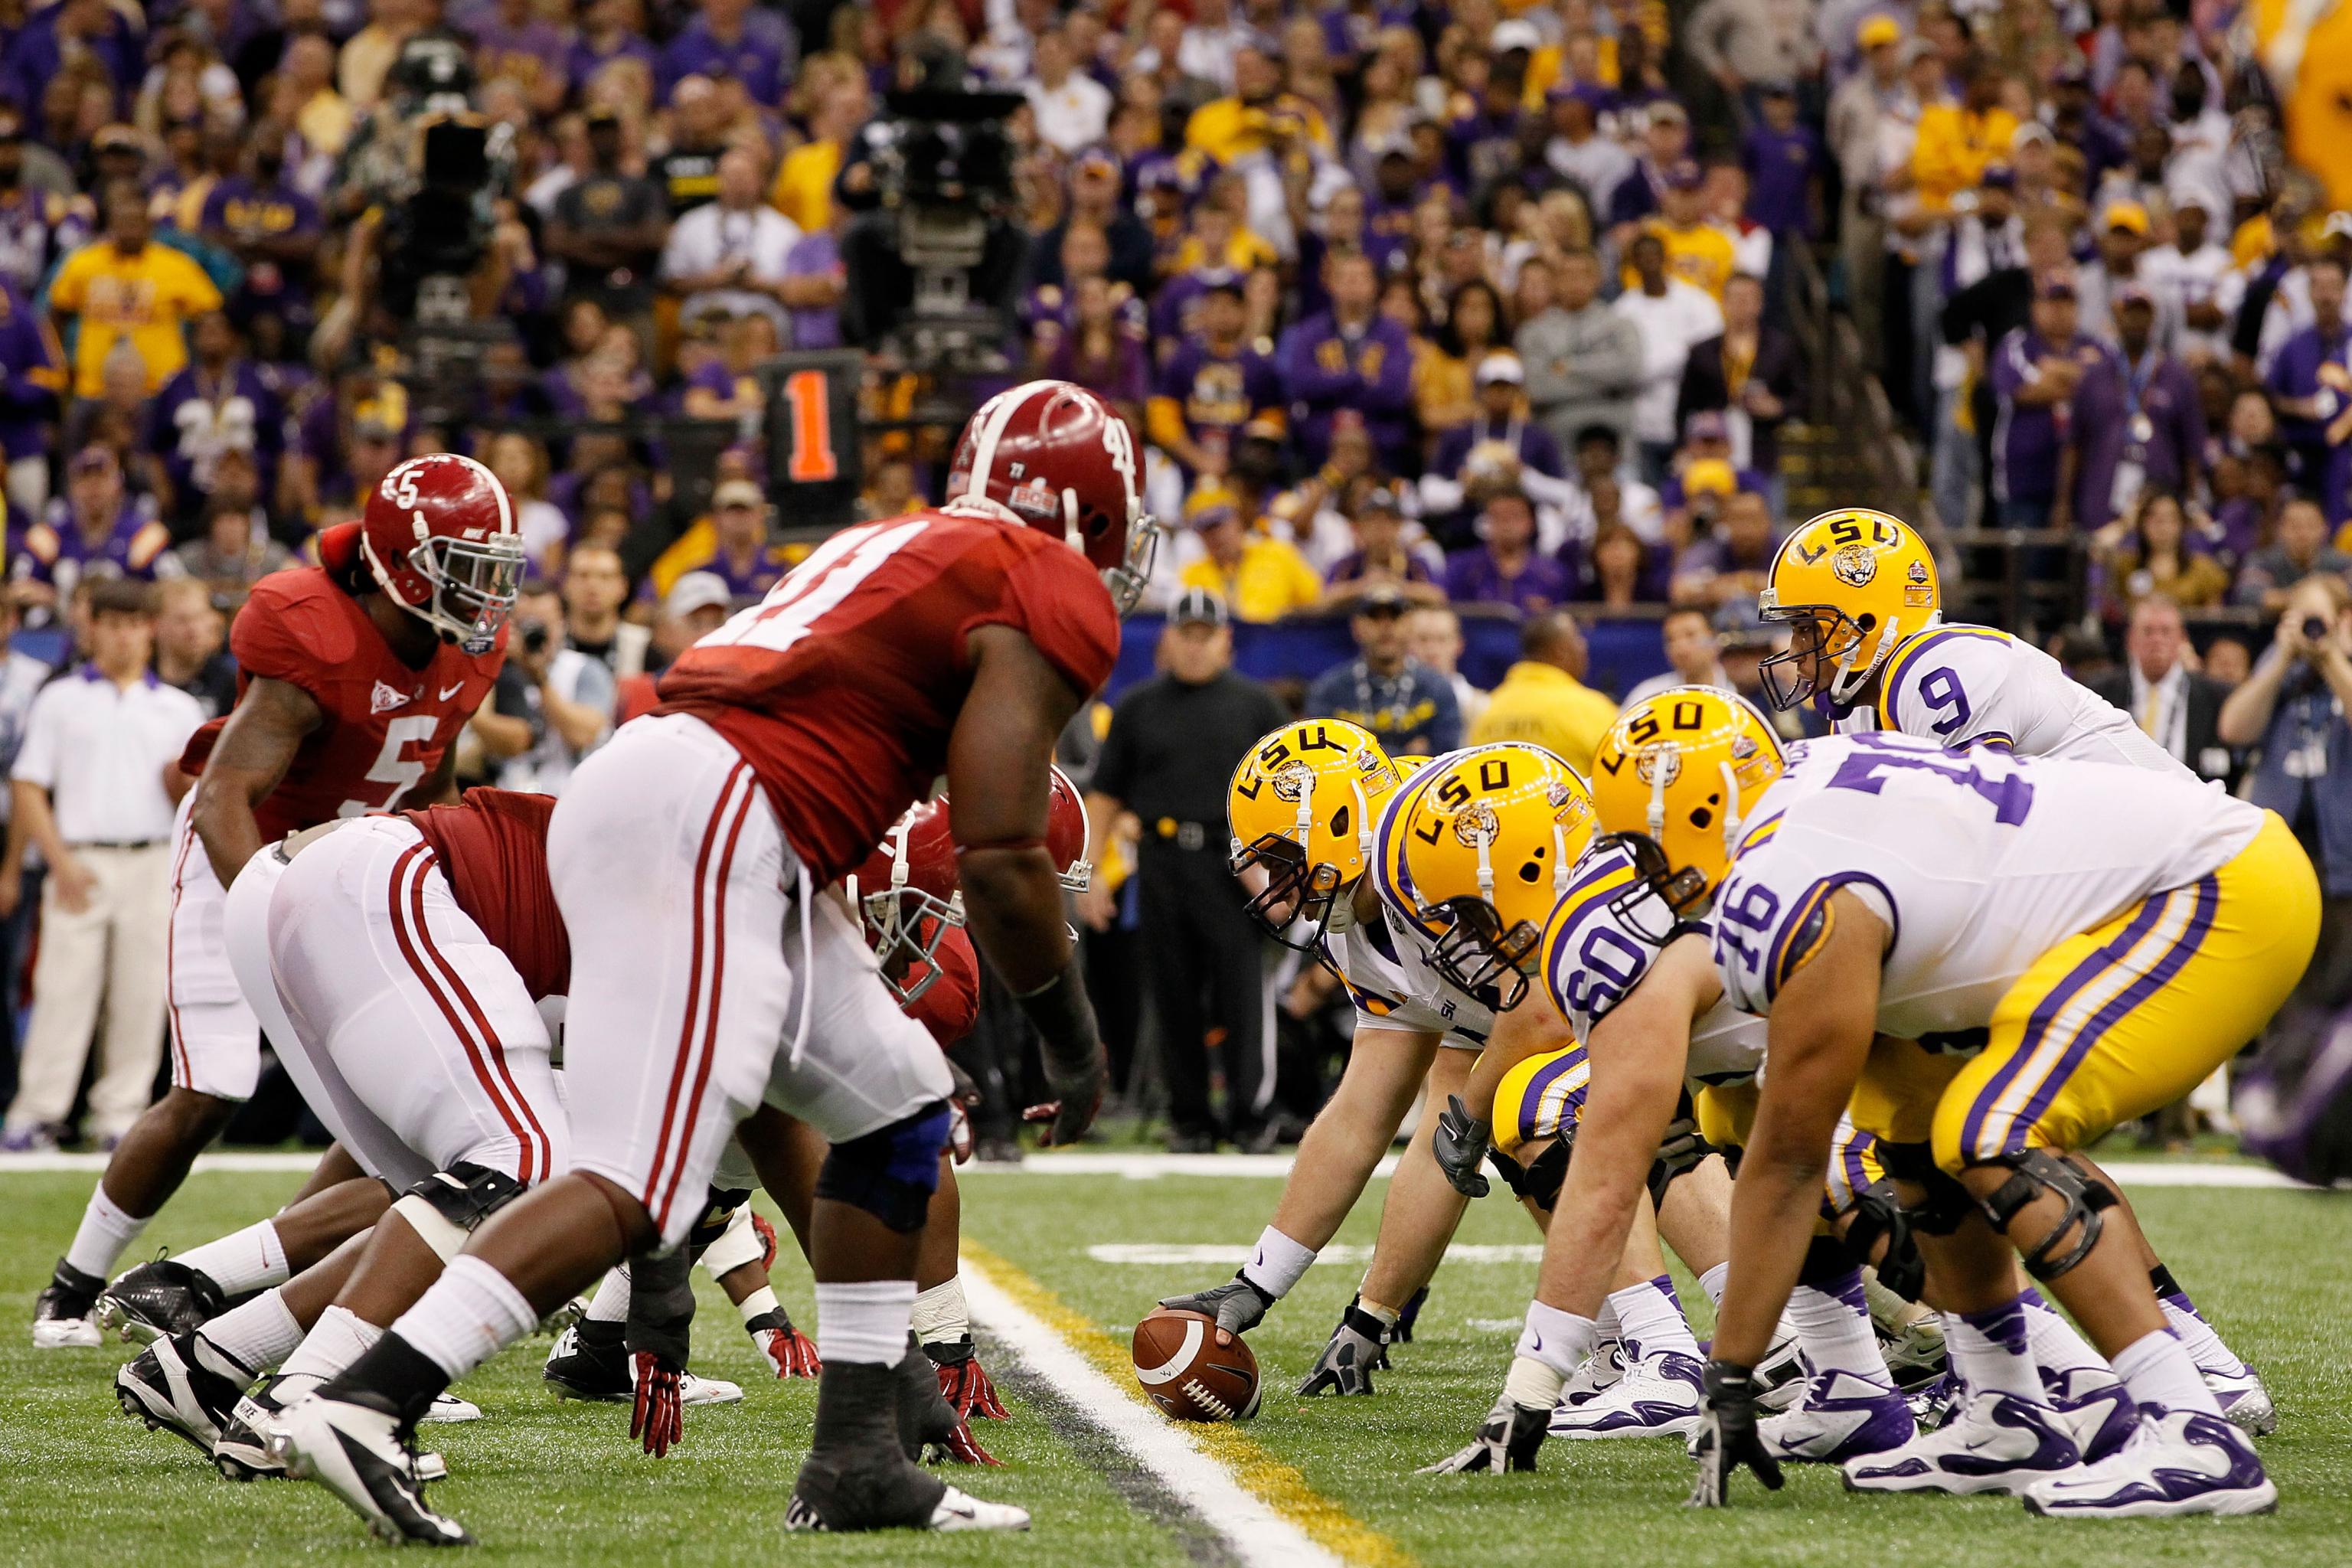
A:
<box><xmin>1132</xmin><ymin>1308</ymin><xmax>1263</xmax><ymax>1422</ymax></box>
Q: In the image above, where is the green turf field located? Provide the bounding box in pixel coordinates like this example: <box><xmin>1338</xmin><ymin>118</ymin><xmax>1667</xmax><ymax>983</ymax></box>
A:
<box><xmin>5</xmin><ymin>1161</ymin><xmax>2350</xmax><ymax>1567</ymax></box>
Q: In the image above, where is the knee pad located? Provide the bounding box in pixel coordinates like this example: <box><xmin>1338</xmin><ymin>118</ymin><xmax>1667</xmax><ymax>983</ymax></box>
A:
<box><xmin>1798</xmin><ymin>1234</ymin><xmax>1855</xmax><ymax>1288</ymax></box>
<box><xmin>697</xmin><ymin>1202</ymin><xmax>768</xmax><ymax>1279</ymax></box>
<box><xmin>685</xmin><ymin>1187</ymin><xmax>754</xmax><ymax>1256</ymax></box>
<box><xmin>391</xmin><ymin>1162</ymin><xmax>526</xmax><ymax>1263</ymax></box>
<box><xmin>815</xmin><ymin>1103</ymin><xmax>950</xmax><ymax>1234</ymax></box>
<box><xmin>1971</xmin><ymin>1148</ymin><xmax>2117</xmax><ymax>1282</ymax></box>
<box><xmin>1645</xmin><ymin>1118</ymin><xmax>1716</xmax><ymax>1209</ymax></box>
<box><xmin>1839</xmin><ymin>1179</ymin><xmax>1925</xmax><ymax>1301</ymax></box>
<box><xmin>1875</xmin><ymin>1140</ymin><xmax>1975</xmax><ymax>1237</ymax></box>
<box><xmin>1494</xmin><ymin>1138</ymin><xmax>1568</xmax><ymax>1209</ymax></box>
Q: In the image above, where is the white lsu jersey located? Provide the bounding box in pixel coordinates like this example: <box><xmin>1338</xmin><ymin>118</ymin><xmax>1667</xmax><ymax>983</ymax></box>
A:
<box><xmin>1541</xmin><ymin>838</ymin><xmax>1764</xmax><ymax>1086</ymax></box>
<box><xmin>1835</xmin><ymin>625</ymin><xmax>2185</xmax><ymax>777</ymax></box>
<box><xmin>1318</xmin><ymin>899</ymin><xmax>1495</xmax><ymax>1047</ymax></box>
<box><xmin>1711</xmin><ymin>733</ymin><xmax>2263</xmax><ymax>1038</ymax></box>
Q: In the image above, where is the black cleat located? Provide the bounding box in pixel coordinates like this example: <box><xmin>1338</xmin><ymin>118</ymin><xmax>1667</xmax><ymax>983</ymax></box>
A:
<box><xmin>115</xmin><ymin>1332</ymin><xmax>253</xmax><ymax>1453</ymax></box>
<box><xmin>32</xmin><ymin>1259</ymin><xmax>103</xmax><ymax>1348</ymax></box>
<box><xmin>214</xmin><ymin>1376</ymin><xmax>292</xmax><ymax>1481</ymax></box>
<box><xmin>100</xmin><ymin>1258</ymin><xmax>227</xmax><ymax>1344</ymax></box>
<box><xmin>270</xmin><ymin>1392</ymin><xmax>472</xmax><ymax>1546</ymax></box>
<box><xmin>542</xmin><ymin>1321</ymin><xmax>630</xmax><ymax>1402</ymax></box>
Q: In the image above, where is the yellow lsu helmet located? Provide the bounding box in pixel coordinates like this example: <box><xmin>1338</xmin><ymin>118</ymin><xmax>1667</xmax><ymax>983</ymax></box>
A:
<box><xmin>1756</xmin><ymin>508</ymin><xmax>1940</xmax><ymax>710</ymax></box>
<box><xmin>1379</xmin><ymin>743</ymin><xmax>1597</xmax><ymax>1008</ymax></box>
<box><xmin>1227</xmin><ymin>719</ymin><xmax>1402</xmax><ymax>946</ymax></box>
<box><xmin>1589</xmin><ymin>687</ymin><xmax>1785</xmax><ymax>932</ymax></box>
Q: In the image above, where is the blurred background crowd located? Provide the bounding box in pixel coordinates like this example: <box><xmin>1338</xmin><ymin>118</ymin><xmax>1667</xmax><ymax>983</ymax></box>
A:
<box><xmin>0</xmin><ymin>0</ymin><xmax>2348</xmax><ymax>1158</ymax></box>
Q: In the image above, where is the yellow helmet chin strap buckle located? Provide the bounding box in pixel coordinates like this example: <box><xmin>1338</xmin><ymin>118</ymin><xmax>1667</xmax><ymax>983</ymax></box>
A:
<box><xmin>1351</xmin><ymin>777</ymin><xmax>1375</xmax><ymax>863</ymax></box>
<box><xmin>1474</xmin><ymin>826</ymin><xmax>1498</xmax><ymax>902</ymax></box>
<box><xmin>1828</xmin><ymin>612</ymin><xmax>1896</xmax><ymax>706</ymax></box>
<box><xmin>1718</xmin><ymin>759</ymin><xmax>1743</xmax><ymax>861</ymax></box>
<box><xmin>1646</xmin><ymin>743</ymin><xmax>1671</xmax><ymax>844</ymax></box>
<box><xmin>1551</xmin><ymin>820</ymin><xmax>1572</xmax><ymax>900</ymax></box>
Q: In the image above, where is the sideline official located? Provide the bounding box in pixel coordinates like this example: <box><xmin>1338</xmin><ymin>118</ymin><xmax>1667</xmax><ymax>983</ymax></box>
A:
<box><xmin>1080</xmin><ymin>590</ymin><xmax>1288</xmax><ymax>1152</ymax></box>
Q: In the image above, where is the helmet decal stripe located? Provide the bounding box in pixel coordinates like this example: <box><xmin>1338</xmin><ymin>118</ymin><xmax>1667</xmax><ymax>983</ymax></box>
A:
<box><xmin>962</xmin><ymin>381</ymin><xmax>1058</xmax><ymax>505</ymax></box>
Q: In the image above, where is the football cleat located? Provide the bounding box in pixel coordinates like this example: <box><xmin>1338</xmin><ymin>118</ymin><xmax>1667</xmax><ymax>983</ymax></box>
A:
<box><xmin>1560</xmin><ymin>1336</ymin><xmax>1625</xmax><ymax>1408</ymax></box>
<box><xmin>420</xmin><ymin>1392</ymin><xmax>483</xmax><ymax>1424</ymax></box>
<box><xmin>1549</xmin><ymin>1348</ymin><xmax>1704</xmax><ymax>1439</ymax></box>
<box><xmin>2043</xmin><ymin>1368</ymin><xmax>2138</xmax><ymax>1462</ymax></box>
<box><xmin>1298</xmin><ymin>1302</ymin><xmax>1389</xmax><ymax>1396</ymax></box>
<box><xmin>1754</xmin><ymin>1322</ymin><xmax>1808</xmax><ymax>1411</ymax></box>
<box><xmin>2204</xmin><ymin>1364</ymin><xmax>2278</xmax><ymax>1437</ymax></box>
<box><xmin>784</xmin><ymin>1485</ymin><xmax>1031</xmax><ymax>1533</ymax></box>
<box><xmin>116</xmin><ymin>1332</ymin><xmax>253</xmax><ymax>1452</ymax></box>
<box><xmin>1756</xmin><ymin>1370</ymin><xmax>1916</xmax><ymax>1462</ymax></box>
<box><xmin>269</xmin><ymin>1392</ymin><xmax>472</xmax><ymax>1546</ymax></box>
<box><xmin>214</xmin><ymin>1380</ymin><xmax>291</xmax><ymax>1481</ymax></box>
<box><xmin>537</xmin><ymin>1294</ymin><xmax>590</xmax><ymax>1337</ymax></box>
<box><xmin>1880</xmin><ymin>1314</ymin><xmax>1950</xmax><ymax>1394</ymax></box>
<box><xmin>1421</xmin><ymin>1393</ymin><xmax>1550</xmax><ymax>1474</ymax></box>
<box><xmin>1906</xmin><ymin>1370</ymin><xmax>1958</xmax><ymax>1431</ymax></box>
<box><xmin>1841</xmin><ymin>1389</ymin><xmax>2079</xmax><ymax>1496</ymax></box>
<box><xmin>31</xmin><ymin>1259</ymin><xmax>103</xmax><ymax>1348</ymax></box>
<box><xmin>2021</xmin><ymin>1408</ymin><xmax>2276</xmax><ymax>1518</ymax></box>
<box><xmin>544</xmin><ymin>1323</ymin><xmax>738</xmax><ymax>1406</ymax></box>
<box><xmin>98</xmin><ymin>1257</ymin><xmax>226</xmax><ymax>1344</ymax></box>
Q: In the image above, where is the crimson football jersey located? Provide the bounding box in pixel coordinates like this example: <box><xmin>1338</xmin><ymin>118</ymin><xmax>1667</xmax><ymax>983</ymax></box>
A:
<box><xmin>403</xmin><ymin>789</ymin><xmax>570</xmax><ymax>1001</ymax></box>
<box><xmin>655</xmin><ymin>510</ymin><xmax>1120</xmax><ymax>882</ymax></box>
<box><xmin>181</xmin><ymin>525</ymin><xmax>505</xmax><ymax>839</ymax></box>
<box><xmin>901</xmin><ymin>922</ymin><xmax>979</xmax><ymax>1047</ymax></box>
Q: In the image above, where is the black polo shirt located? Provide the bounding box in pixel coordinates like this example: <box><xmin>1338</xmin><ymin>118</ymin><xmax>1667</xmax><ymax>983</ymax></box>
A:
<box><xmin>1093</xmin><ymin>669</ymin><xmax>1289</xmax><ymax>835</ymax></box>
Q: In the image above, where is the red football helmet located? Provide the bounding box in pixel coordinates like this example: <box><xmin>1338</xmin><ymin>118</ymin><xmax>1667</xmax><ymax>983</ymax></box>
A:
<box><xmin>946</xmin><ymin>380</ymin><xmax>1158</xmax><ymax>616</ymax></box>
<box><xmin>847</xmin><ymin>796</ymin><xmax>963</xmax><ymax>1004</ymax></box>
<box><xmin>1047</xmin><ymin>763</ymin><xmax>1091</xmax><ymax>891</ymax></box>
<box><xmin>360</xmin><ymin>452</ymin><xmax>525</xmax><ymax>654</ymax></box>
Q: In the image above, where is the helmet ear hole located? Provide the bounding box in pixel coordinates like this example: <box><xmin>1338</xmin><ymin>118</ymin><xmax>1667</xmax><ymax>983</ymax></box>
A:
<box><xmin>1517</xmin><ymin>860</ymin><xmax>1543</xmax><ymax>884</ymax></box>
<box><xmin>1689</xmin><ymin>806</ymin><xmax>1713</xmax><ymax>829</ymax></box>
<box><xmin>1856</xmin><ymin>612</ymin><xmax>1877</xmax><ymax>632</ymax></box>
<box><xmin>1331</xmin><ymin>804</ymin><xmax>1351</xmax><ymax>838</ymax></box>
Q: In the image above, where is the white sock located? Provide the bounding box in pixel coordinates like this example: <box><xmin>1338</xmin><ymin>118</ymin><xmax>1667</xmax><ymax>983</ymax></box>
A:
<box><xmin>1516</xmin><ymin>1299</ymin><xmax>1596</xmax><ymax>1380</ymax></box>
<box><xmin>1238</xmin><ymin>1226</ymin><xmax>1316</xmax><ymax>1299</ymax></box>
<box><xmin>64</xmin><ymin>1187</ymin><xmax>150</xmax><ymax>1279</ymax></box>
<box><xmin>2020</xmin><ymin>1291</ymin><xmax>2113</xmax><ymax>1380</ymax></box>
<box><xmin>2157</xmin><ymin>1296</ymin><xmax>2246</xmax><ymax>1377</ymax></box>
<box><xmin>1787</xmin><ymin>1274</ymin><xmax>1890</xmax><ymax>1383</ymax></box>
<box><xmin>911</xmin><ymin>1276</ymin><xmax>967</xmax><ymax>1344</ymax></box>
<box><xmin>1697</xmin><ymin>1262</ymin><xmax>1729</xmax><ymax>1308</ymax></box>
<box><xmin>280</xmin><ymin>1304</ymin><xmax>383</xmax><ymax>1383</ymax></box>
<box><xmin>1947</xmin><ymin>1298</ymin><xmax>2041</xmax><ymax>1401</ymax></box>
<box><xmin>814</xmin><ymin>1279</ymin><xmax>916</xmax><ymax>1367</ymax></box>
<box><xmin>1608</xmin><ymin>1276</ymin><xmax>1700</xmax><ymax>1360</ymax></box>
<box><xmin>2112</xmin><ymin>1327</ymin><xmax>2220</xmax><ymax>1417</ymax></box>
<box><xmin>196</xmin><ymin>1288</ymin><xmax>305</xmax><ymax>1374</ymax></box>
<box><xmin>174</xmin><ymin>1220</ymin><xmax>289</xmax><ymax>1295</ymax></box>
<box><xmin>585</xmin><ymin>1266</ymin><xmax>631</xmax><ymax>1324</ymax></box>
<box><xmin>390</xmin><ymin>1256</ymin><xmax>539</xmax><ymax>1382</ymax></box>
<box><xmin>737</xmin><ymin>1285</ymin><xmax>781</xmax><ymax>1328</ymax></box>
<box><xmin>1593</xmin><ymin>1297</ymin><xmax>1622</xmax><ymax>1347</ymax></box>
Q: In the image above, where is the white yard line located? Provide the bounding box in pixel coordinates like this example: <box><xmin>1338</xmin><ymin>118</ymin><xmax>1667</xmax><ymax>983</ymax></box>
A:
<box><xmin>959</xmin><ymin>1259</ymin><xmax>1350</xmax><ymax>1568</ymax></box>
<box><xmin>0</xmin><ymin>1149</ymin><xmax>2321</xmax><ymax>1187</ymax></box>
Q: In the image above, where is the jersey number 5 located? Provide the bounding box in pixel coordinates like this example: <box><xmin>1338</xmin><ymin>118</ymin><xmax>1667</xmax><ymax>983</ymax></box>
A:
<box><xmin>336</xmin><ymin>714</ymin><xmax>439</xmax><ymax>818</ymax></box>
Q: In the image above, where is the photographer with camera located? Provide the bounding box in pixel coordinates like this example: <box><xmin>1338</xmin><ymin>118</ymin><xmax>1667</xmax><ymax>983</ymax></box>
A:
<box><xmin>2220</xmin><ymin>570</ymin><xmax>2352</xmax><ymax>1014</ymax></box>
<box><xmin>468</xmin><ymin>581</ymin><xmax>615</xmax><ymax>795</ymax></box>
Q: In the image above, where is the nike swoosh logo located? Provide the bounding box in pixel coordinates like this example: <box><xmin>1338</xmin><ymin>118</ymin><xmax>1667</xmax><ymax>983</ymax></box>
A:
<box><xmin>439</xmin><ymin>683</ymin><xmax>466</xmax><ymax>701</ymax></box>
<box><xmin>1531</xmin><ymin>1332</ymin><xmax>1543</xmax><ymax>1351</ymax></box>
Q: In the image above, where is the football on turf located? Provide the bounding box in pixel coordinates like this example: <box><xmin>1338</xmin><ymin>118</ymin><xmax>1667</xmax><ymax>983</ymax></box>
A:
<box><xmin>1132</xmin><ymin>1308</ymin><xmax>1262</xmax><ymax>1421</ymax></box>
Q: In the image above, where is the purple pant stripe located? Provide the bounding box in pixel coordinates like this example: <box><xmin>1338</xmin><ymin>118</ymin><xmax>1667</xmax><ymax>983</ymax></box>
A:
<box><xmin>1957</xmin><ymin>890</ymin><xmax>2171</xmax><ymax>1156</ymax></box>
<box><xmin>1998</xmin><ymin>876</ymin><xmax>2220</xmax><ymax>1155</ymax></box>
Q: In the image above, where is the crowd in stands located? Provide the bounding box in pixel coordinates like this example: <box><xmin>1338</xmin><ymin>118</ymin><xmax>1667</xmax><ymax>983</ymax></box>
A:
<box><xmin>0</xmin><ymin>0</ymin><xmax>2347</xmax><ymax>1147</ymax></box>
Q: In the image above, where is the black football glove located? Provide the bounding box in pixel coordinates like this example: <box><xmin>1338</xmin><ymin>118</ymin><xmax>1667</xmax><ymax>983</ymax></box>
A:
<box><xmin>1419</xmin><ymin>1391</ymin><xmax>1549</xmax><ymax>1474</ymax></box>
<box><xmin>1158</xmin><ymin>1274</ymin><xmax>1275</xmax><ymax>1344</ymax></box>
<box><xmin>1298</xmin><ymin>1301</ymin><xmax>1388</xmax><ymax>1396</ymax></box>
<box><xmin>1688</xmin><ymin>1359</ymin><xmax>1785</xmax><ymax>1507</ymax></box>
<box><xmin>1432</xmin><ymin>1094</ymin><xmax>1493</xmax><ymax>1198</ymax></box>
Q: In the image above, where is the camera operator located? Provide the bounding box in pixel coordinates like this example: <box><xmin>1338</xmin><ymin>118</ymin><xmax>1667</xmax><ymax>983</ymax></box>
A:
<box><xmin>2220</xmin><ymin>571</ymin><xmax>2352</xmax><ymax>1013</ymax></box>
<box><xmin>468</xmin><ymin>582</ymin><xmax>614</xmax><ymax>795</ymax></box>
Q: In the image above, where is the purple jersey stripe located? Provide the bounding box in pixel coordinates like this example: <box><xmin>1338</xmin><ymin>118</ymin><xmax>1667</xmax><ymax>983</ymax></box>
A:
<box><xmin>1763</xmin><ymin>872</ymin><xmax>1900</xmax><ymax>1004</ymax></box>
<box><xmin>1955</xmin><ymin>885</ymin><xmax>2175</xmax><ymax>1156</ymax></box>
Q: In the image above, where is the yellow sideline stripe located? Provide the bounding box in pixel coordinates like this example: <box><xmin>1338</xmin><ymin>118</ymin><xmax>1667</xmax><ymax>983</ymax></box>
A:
<box><xmin>961</xmin><ymin>1240</ymin><xmax>1419</xmax><ymax>1568</ymax></box>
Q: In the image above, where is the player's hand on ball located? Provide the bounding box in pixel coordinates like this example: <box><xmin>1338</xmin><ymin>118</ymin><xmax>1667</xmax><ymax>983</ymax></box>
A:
<box><xmin>1433</xmin><ymin>1094</ymin><xmax>1493</xmax><ymax>1198</ymax></box>
<box><xmin>629</xmin><ymin>1353</ymin><xmax>685</xmax><ymax>1457</ymax></box>
<box><xmin>1419</xmin><ymin>1393</ymin><xmax>1549</xmax><ymax>1474</ymax></box>
<box><xmin>1298</xmin><ymin>1302</ymin><xmax>1388</xmax><ymax>1396</ymax></box>
<box><xmin>1157</xmin><ymin>1274</ymin><xmax>1274</xmax><ymax>1346</ymax></box>
<box><xmin>1688</xmin><ymin>1360</ymin><xmax>1783</xmax><ymax>1507</ymax></box>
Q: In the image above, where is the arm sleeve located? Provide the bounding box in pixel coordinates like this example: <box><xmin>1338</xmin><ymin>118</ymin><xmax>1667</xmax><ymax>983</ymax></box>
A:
<box><xmin>10</xmin><ymin>684</ymin><xmax>58</xmax><ymax>786</ymax></box>
<box><xmin>988</xmin><ymin>539</ymin><xmax>1121</xmax><ymax>701</ymax></box>
<box><xmin>228</xmin><ymin>577</ymin><xmax>359</xmax><ymax>694</ymax></box>
<box><xmin>622</xmin><ymin>1243</ymin><xmax>696</xmax><ymax>1367</ymax></box>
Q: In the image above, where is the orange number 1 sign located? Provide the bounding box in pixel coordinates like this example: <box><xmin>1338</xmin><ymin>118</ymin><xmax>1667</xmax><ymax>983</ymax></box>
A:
<box><xmin>782</xmin><ymin>368</ymin><xmax>838</xmax><ymax>482</ymax></box>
